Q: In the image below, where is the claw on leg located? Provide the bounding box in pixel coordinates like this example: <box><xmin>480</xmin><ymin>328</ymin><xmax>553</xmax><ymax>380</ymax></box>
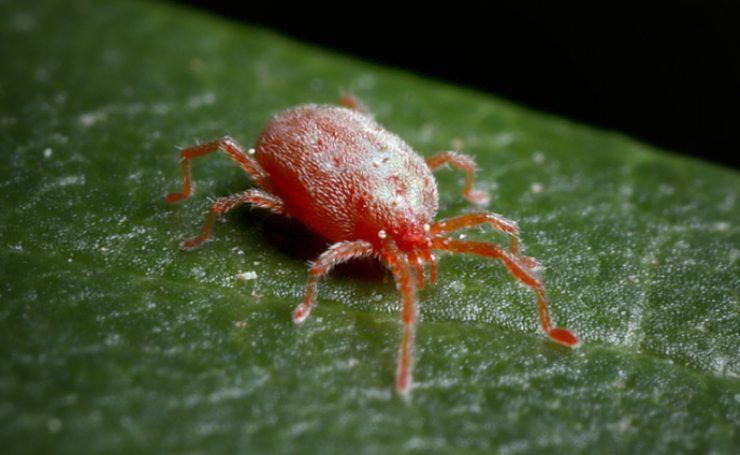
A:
<box><xmin>433</xmin><ymin>237</ymin><xmax>579</xmax><ymax>348</ymax></box>
<box><xmin>164</xmin><ymin>137</ymin><xmax>269</xmax><ymax>203</ymax></box>
<box><xmin>177</xmin><ymin>189</ymin><xmax>285</xmax><ymax>251</ymax></box>
<box><xmin>293</xmin><ymin>302</ymin><xmax>312</xmax><ymax>324</ymax></box>
<box><xmin>426</xmin><ymin>151</ymin><xmax>489</xmax><ymax>206</ymax></box>
<box><xmin>548</xmin><ymin>327</ymin><xmax>579</xmax><ymax>347</ymax></box>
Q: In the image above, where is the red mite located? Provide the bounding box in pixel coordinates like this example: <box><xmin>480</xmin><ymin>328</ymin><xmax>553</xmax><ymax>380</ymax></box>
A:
<box><xmin>164</xmin><ymin>97</ymin><xmax>578</xmax><ymax>397</ymax></box>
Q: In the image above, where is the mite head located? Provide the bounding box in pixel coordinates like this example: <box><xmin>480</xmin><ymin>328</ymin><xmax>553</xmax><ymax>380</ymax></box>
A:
<box><xmin>377</xmin><ymin>218</ymin><xmax>433</xmax><ymax>253</ymax></box>
<box><xmin>358</xmin><ymin>177</ymin><xmax>436</xmax><ymax>254</ymax></box>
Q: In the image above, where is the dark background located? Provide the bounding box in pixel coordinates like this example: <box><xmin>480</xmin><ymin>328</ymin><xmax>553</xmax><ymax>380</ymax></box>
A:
<box><xmin>176</xmin><ymin>1</ymin><xmax>739</xmax><ymax>169</ymax></box>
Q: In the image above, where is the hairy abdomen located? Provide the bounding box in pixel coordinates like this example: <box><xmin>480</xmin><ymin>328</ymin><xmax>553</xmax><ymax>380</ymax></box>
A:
<box><xmin>254</xmin><ymin>105</ymin><xmax>438</xmax><ymax>245</ymax></box>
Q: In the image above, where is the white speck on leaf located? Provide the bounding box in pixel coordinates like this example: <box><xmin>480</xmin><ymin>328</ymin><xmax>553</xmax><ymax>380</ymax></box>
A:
<box><xmin>152</xmin><ymin>103</ymin><xmax>170</xmax><ymax>115</ymax></box>
<box><xmin>236</xmin><ymin>271</ymin><xmax>257</xmax><ymax>281</ymax></box>
<box><xmin>55</xmin><ymin>175</ymin><xmax>85</xmax><ymax>187</ymax></box>
<box><xmin>187</xmin><ymin>92</ymin><xmax>216</xmax><ymax>109</ymax></box>
<box><xmin>309</xmin><ymin>77</ymin><xmax>323</xmax><ymax>91</ymax></box>
<box><xmin>495</xmin><ymin>132</ymin><xmax>514</xmax><ymax>147</ymax></box>
<box><xmin>656</xmin><ymin>183</ymin><xmax>675</xmax><ymax>197</ymax></box>
<box><xmin>350</xmin><ymin>73</ymin><xmax>376</xmax><ymax>90</ymax></box>
<box><xmin>0</xmin><ymin>116</ymin><xmax>17</xmax><ymax>126</ymax></box>
<box><xmin>79</xmin><ymin>111</ymin><xmax>107</xmax><ymax>127</ymax></box>
<box><xmin>10</xmin><ymin>13</ymin><xmax>36</xmax><ymax>32</ymax></box>
<box><xmin>714</xmin><ymin>221</ymin><xmax>730</xmax><ymax>232</ymax></box>
<box><xmin>47</xmin><ymin>418</ymin><xmax>62</xmax><ymax>433</ymax></box>
<box><xmin>419</xmin><ymin>124</ymin><xmax>434</xmax><ymax>142</ymax></box>
<box><xmin>191</xmin><ymin>267</ymin><xmax>206</xmax><ymax>280</ymax></box>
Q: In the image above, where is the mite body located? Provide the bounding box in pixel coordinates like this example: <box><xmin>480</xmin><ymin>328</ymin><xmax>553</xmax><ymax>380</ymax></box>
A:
<box><xmin>165</xmin><ymin>100</ymin><xmax>578</xmax><ymax>398</ymax></box>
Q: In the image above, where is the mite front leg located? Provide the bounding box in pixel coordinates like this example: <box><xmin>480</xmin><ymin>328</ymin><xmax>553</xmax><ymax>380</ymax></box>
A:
<box><xmin>407</xmin><ymin>250</ymin><xmax>426</xmax><ymax>289</ymax></box>
<box><xmin>418</xmin><ymin>249</ymin><xmax>438</xmax><ymax>285</ymax></box>
<box><xmin>426</xmin><ymin>151</ymin><xmax>488</xmax><ymax>205</ymax></box>
<box><xmin>293</xmin><ymin>240</ymin><xmax>375</xmax><ymax>323</ymax></box>
<box><xmin>164</xmin><ymin>137</ymin><xmax>270</xmax><ymax>203</ymax></box>
<box><xmin>180</xmin><ymin>189</ymin><xmax>285</xmax><ymax>251</ymax></box>
<box><xmin>383</xmin><ymin>243</ymin><xmax>417</xmax><ymax>399</ymax></box>
<box><xmin>431</xmin><ymin>212</ymin><xmax>536</xmax><ymax>269</ymax></box>
<box><xmin>433</xmin><ymin>237</ymin><xmax>578</xmax><ymax>347</ymax></box>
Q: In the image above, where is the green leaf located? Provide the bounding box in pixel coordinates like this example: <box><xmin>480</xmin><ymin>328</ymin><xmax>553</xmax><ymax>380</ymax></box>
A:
<box><xmin>1</xmin><ymin>1</ymin><xmax>738</xmax><ymax>454</ymax></box>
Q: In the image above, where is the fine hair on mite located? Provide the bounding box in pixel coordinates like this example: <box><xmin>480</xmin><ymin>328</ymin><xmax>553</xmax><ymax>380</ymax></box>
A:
<box><xmin>164</xmin><ymin>95</ymin><xmax>579</xmax><ymax>399</ymax></box>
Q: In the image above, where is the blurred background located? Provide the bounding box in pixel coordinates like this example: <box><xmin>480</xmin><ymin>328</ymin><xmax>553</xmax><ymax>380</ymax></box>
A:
<box><xmin>176</xmin><ymin>1</ymin><xmax>739</xmax><ymax>169</ymax></box>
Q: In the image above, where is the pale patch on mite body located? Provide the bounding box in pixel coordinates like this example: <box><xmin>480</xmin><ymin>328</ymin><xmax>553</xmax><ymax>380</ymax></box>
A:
<box><xmin>164</xmin><ymin>97</ymin><xmax>578</xmax><ymax>399</ymax></box>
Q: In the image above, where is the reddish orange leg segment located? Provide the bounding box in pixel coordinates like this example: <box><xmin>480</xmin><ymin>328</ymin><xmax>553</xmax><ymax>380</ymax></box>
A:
<box><xmin>164</xmin><ymin>137</ymin><xmax>269</xmax><ymax>203</ymax></box>
<box><xmin>407</xmin><ymin>250</ymin><xmax>426</xmax><ymax>289</ymax></box>
<box><xmin>337</xmin><ymin>93</ymin><xmax>369</xmax><ymax>115</ymax></box>
<box><xmin>426</xmin><ymin>151</ymin><xmax>489</xmax><ymax>205</ymax></box>
<box><xmin>431</xmin><ymin>212</ymin><xmax>536</xmax><ymax>269</ymax></box>
<box><xmin>433</xmin><ymin>238</ymin><xmax>578</xmax><ymax>347</ymax></box>
<box><xmin>419</xmin><ymin>249</ymin><xmax>438</xmax><ymax>285</ymax></box>
<box><xmin>293</xmin><ymin>240</ymin><xmax>375</xmax><ymax>323</ymax></box>
<box><xmin>179</xmin><ymin>189</ymin><xmax>285</xmax><ymax>251</ymax></box>
<box><xmin>383</xmin><ymin>243</ymin><xmax>418</xmax><ymax>398</ymax></box>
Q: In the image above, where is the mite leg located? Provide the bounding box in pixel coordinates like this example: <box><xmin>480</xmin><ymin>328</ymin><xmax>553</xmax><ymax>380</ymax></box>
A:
<box><xmin>430</xmin><ymin>212</ymin><xmax>536</xmax><ymax>268</ymax></box>
<box><xmin>180</xmin><ymin>189</ymin><xmax>285</xmax><ymax>251</ymax></box>
<box><xmin>433</xmin><ymin>238</ymin><xmax>578</xmax><ymax>347</ymax></box>
<box><xmin>383</xmin><ymin>243</ymin><xmax>417</xmax><ymax>398</ymax></box>
<box><xmin>426</xmin><ymin>151</ymin><xmax>488</xmax><ymax>205</ymax></box>
<box><xmin>293</xmin><ymin>240</ymin><xmax>375</xmax><ymax>323</ymax></box>
<box><xmin>419</xmin><ymin>249</ymin><xmax>438</xmax><ymax>285</ymax></box>
<box><xmin>337</xmin><ymin>93</ymin><xmax>370</xmax><ymax>115</ymax></box>
<box><xmin>164</xmin><ymin>137</ymin><xmax>270</xmax><ymax>203</ymax></box>
<box><xmin>407</xmin><ymin>250</ymin><xmax>426</xmax><ymax>289</ymax></box>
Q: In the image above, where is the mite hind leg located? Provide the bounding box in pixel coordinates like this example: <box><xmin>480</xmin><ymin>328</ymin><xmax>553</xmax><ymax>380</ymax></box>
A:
<box><xmin>164</xmin><ymin>137</ymin><xmax>270</xmax><ymax>203</ymax></box>
<box><xmin>426</xmin><ymin>151</ymin><xmax>488</xmax><ymax>205</ymax></box>
<box><xmin>433</xmin><ymin>237</ymin><xmax>578</xmax><ymax>347</ymax></box>
<box><xmin>179</xmin><ymin>189</ymin><xmax>285</xmax><ymax>251</ymax></box>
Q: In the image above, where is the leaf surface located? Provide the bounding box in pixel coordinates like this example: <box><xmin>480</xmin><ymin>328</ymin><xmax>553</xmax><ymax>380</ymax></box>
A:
<box><xmin>0</xmin><ymin>1</ymin><xmax>738</xmax><ymax>453</ymax></box>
